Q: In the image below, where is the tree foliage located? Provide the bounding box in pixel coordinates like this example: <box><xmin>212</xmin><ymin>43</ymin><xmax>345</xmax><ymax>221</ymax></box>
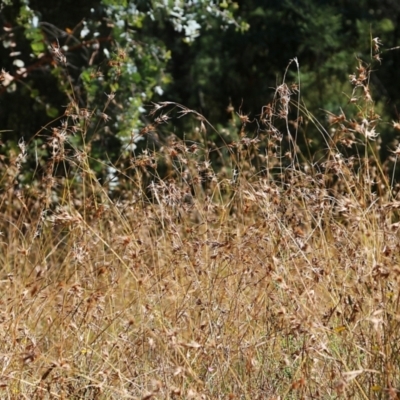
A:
<box><xmin>1</xmin><ymin>0</ymin><xmax>400</xmax><ymax>167</ymax></box>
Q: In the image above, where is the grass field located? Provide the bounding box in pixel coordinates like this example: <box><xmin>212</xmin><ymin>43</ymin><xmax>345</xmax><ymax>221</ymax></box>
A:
<box><xmin>1</xmin><ymin>57</ymin><xmax>400</xmax><ymax>399</ymax></box>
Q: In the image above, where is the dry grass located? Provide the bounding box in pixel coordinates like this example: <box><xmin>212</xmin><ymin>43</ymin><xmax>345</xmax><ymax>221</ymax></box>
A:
<box><xmin>1</xmin><ymin>48</ymin><xmax>400</xmax><ymax>400</ymax></box>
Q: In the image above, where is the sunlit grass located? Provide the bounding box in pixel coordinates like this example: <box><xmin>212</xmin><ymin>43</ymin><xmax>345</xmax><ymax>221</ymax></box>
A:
<box><xmin>1</xmin><ymin>46</ymin><xmax>400</xmax><ymax>399</ymax></box>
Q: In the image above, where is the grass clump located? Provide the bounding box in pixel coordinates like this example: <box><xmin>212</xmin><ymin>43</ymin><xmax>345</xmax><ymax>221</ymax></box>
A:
<box><xmin>1</xmin><ymin>46</ymin><xmax>400</xmax><ymax>400</ymax></box>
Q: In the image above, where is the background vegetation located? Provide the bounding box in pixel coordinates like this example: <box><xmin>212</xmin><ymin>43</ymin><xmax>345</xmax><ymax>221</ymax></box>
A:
<box><xmin>1</xmin><ymin>0</ymin><xmax>400</xmax><ymax>399</ymax></box>
<box><xmin>2</xmin><ymin>0</ymin><xmax>400</xmax><ymax>164</ymax></box>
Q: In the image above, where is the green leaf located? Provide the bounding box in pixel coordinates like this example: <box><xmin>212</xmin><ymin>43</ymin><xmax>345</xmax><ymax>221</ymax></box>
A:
<box><xmin>31</xmin><ymin>41</ymin><xmax>45</xmax><ymax>54</ymax></box>
<box><xmin>46</xmin><ymin>105</ymin><xmax>59</xmax><ymax>118</ymax></box>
